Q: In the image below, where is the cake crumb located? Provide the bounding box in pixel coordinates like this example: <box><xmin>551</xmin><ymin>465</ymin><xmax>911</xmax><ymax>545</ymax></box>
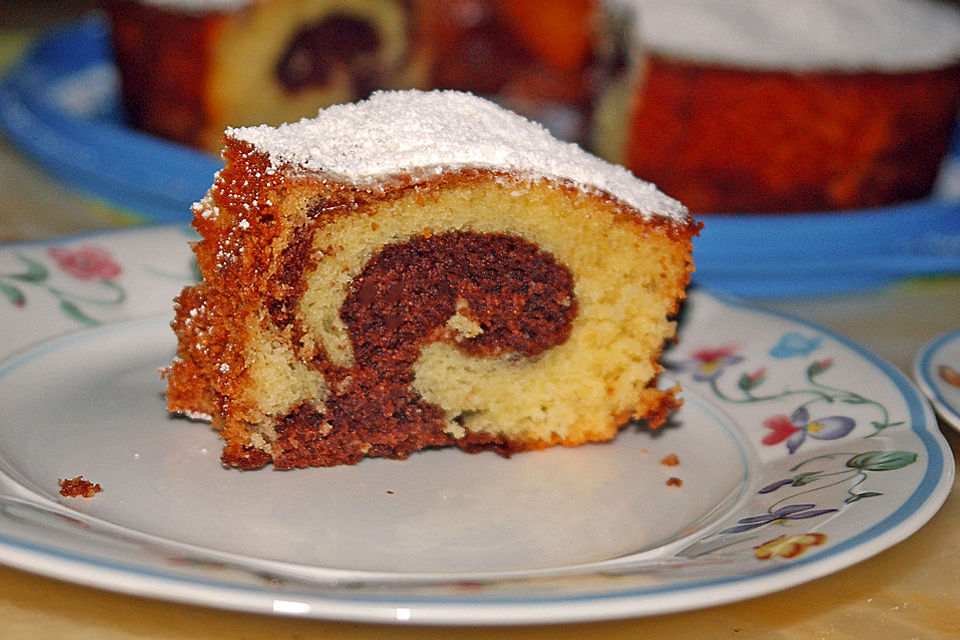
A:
<box><xmin>660</xmin><ymin>453</ymin><xmax>680</xmax><ymax>466</ymax></box>
<box><xmin>58</xmin><ymin>476</ymin><xmax>102</xmax><ymax>498</ymax></box>
<box><xmin>666</xmin><ymin>476</ymin><xmax>683</xmax><ymax>487</ymax></box>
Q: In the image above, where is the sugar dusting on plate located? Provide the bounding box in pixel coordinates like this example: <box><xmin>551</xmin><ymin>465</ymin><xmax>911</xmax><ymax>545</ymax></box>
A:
<box><xmin>227</xmin><ymin>90</ymin><xmax>689</xmax><ymax>222</ymax></box>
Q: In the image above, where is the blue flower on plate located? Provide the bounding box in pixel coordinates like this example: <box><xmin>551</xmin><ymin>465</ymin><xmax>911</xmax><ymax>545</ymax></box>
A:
<box><xmin>770</xmin><ymin>332</ymin><xmax>823</xmax><ymax>359</ymax></box>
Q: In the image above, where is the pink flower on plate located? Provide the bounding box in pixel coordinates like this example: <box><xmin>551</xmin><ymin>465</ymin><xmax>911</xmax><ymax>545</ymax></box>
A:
<box><xmin>762</xmin><ymin>407</ymin><xmax>856</xmax><ymax>454</ymax></box>
<box><xmin>686</xmin><ymin>346</ymin><xmax>744</xmax><ymax>382</ymax></box>
<box><xmin>48</xmin><ymin>246</ymin><xmax>121</xmax><ymax>281</ymax></box>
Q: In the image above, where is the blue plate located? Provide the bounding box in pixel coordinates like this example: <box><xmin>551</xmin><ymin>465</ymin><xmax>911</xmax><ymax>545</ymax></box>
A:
<box><xmin>2</xmin><ymin>15</ymin><xmax>959</xmax><ymax>297</ymax></box>
<box><xmin>0</xmin><ymin>16</ymin><xmax>221</xmax><ymax>223</ymax></box>
<box><xmin>694</xmin><ymin>192</ymin><xmax>960</xmax><ymax>297</ymax></box>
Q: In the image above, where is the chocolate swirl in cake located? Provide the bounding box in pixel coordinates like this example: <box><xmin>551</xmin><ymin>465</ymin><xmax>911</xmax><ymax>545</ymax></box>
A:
<box><xmin>276</xmin><ymin>14</ymin><xmax>382</xmax><ymax>94</ymax></box>
<box><xmin>343</xmin><ymin>232</ymin><xmax>576</xmax><ymax>361</ymax></box>
<box><xmin>259</xmin><ymin>231</ymin><xmax>576</xmax><ymax>469</ymax></box>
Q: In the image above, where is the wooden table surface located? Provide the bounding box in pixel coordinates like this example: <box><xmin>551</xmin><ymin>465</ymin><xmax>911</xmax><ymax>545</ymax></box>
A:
<box><xmin>1</xmin><ymin>3</ymin><xmax>959</xmax><ymax>638</ymax></box>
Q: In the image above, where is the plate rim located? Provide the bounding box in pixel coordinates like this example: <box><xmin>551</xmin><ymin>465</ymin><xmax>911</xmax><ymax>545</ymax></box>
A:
<box><xmin>913</xmin><ymin>327</ymin><xmax>960</xmax><ymax>431</ymax></box>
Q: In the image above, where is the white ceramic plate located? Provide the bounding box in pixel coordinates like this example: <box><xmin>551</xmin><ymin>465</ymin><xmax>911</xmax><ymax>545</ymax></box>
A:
<box><xmin>0</xmin><ymin>226</ymin><xmax>953</xmax><ymax>625</ymax></box>
<box><xmin>914</xmin><ymin>329</ymin><xmax>960</xmax><ymax>432</ymax></box>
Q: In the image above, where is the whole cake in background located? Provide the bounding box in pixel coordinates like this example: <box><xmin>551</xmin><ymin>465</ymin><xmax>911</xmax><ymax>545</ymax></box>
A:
<box><xmin>163</xmin><ymin>90</ymin><xmax>699</xmax><ymax>470</ymax></box>
<box><xmin>105</xmin><ymin>0</ymin><xmax>439</xmax><ymax>154</ymax></box>
<box><xmin>105</xmin><ymin>0</ymin><xmax>621</xmax><ymax>152</ymax></box>
<box><xmin>594</xmin><ymin>0</ymin><xmax>960</xmax><ymax>213</ymax></box>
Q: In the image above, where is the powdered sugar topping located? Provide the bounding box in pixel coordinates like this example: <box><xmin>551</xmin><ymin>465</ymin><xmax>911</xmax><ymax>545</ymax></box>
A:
<box><xmin>612</xmin><ymin>0</ymin><xmax>960</xmax><ymax>71</ymax></box>
<box><xmin>227</xmin><ymin>91</ymin><xmax>688</xmax><ymax>222</ymax></box>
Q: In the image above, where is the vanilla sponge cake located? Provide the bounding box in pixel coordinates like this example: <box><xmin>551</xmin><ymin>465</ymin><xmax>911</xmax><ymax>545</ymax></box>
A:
<box><xmin>165</xmin><ymin>90</ymin><xmax>700</xmax><ymax>469</ymax></box>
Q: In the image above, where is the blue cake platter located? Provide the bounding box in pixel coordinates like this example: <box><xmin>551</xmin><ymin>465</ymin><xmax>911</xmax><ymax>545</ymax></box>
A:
<box><xmin>2</xmin><ymin>15</ymin><xmax>959</xmax><ymax>298</ymax></box>
<box><xmin>0</xmin><ymin>16</ymin><xmax>221</xmax><ymax>223</ymax></box>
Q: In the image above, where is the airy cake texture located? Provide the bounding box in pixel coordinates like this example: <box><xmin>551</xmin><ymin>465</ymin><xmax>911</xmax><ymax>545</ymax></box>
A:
<box><xmin>164</xmin><ymin>90</ymin><xmax>699</xmax><ymax>469</ymax></box>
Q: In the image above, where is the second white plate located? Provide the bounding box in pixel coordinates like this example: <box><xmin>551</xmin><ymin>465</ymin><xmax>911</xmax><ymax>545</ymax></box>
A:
<box><xmin>914</xmin><ymin>328</ymin><xmax>960</xmax><ymax>432</ymax></box>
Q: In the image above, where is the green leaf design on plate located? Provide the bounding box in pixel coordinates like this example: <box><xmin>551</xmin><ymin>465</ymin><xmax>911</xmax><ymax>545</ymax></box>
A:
<box><xmin>846</xmin><ymin>451</ymin><xmax>917</xmax><ymax>471</ymax></box>
<box><xmin>845</xmin><ymin>491</ymin><xmax>884</xmax><ymax>504</ymax></box>
<box><xmin>10</xmin><ymin>255</ymin><xmax>49</xmax><ymax>282</ymax></box>
<box><xmin>791</xmin><ymin>471</ymin><xmax>820</xmax><ymax>486</ymax></box>
<box><xmin>59</xmin><ymin>299</ymin><xmax>98</xmax><ymax>326</ymax></box>
<box><xmin>0</xmin><ymin>281</ymin><xmax>26</xmax><ymax>307</ymax></box>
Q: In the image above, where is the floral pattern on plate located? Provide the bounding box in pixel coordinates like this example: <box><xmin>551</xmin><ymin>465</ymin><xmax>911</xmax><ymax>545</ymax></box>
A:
<box><xmin>664</xmin><ymin>311</ymin><xmax>929</xmax><ymax>565</ymax></box>
<box><xmin>0</xmin><ymin>226</ymin><xmax>196</xmax><ymax>351</ymax></box>
<box><xmin>1</xmin><ymin>244</ymin><xmax>126</xmax><ymax>325</ymax></box>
